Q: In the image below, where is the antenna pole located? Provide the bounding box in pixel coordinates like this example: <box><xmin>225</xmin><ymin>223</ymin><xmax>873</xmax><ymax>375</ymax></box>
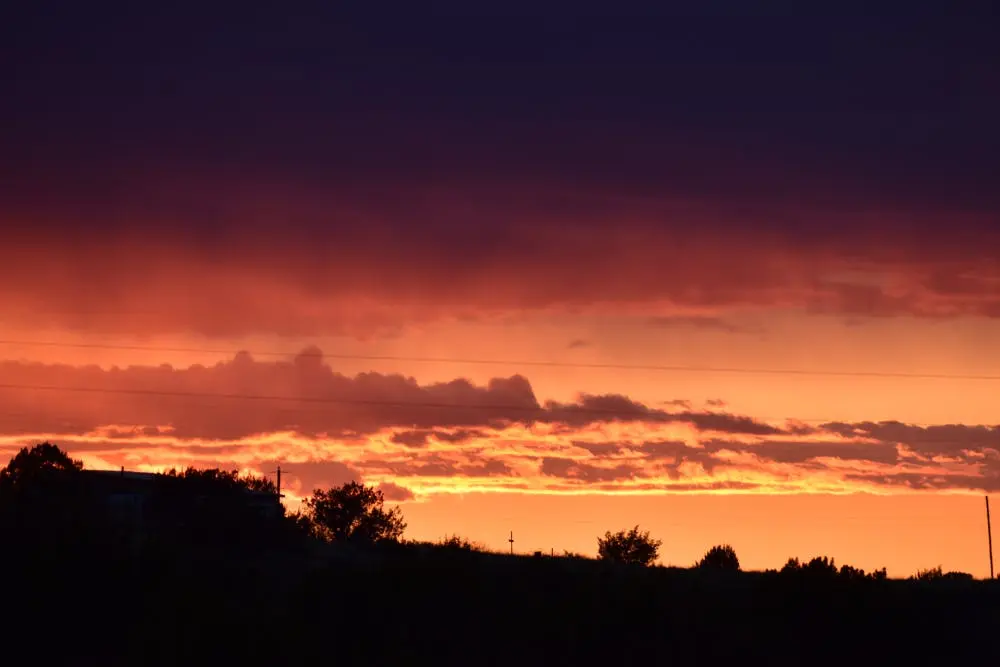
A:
<box><xmin>508</xmin><ymin>531</ymin><xmax>514</xmax><ymax>555</ymax></box>
<box><xmin>987</xmin><ymin>496</ymin><xmax>994</xmax><ymax>579</ymax></box>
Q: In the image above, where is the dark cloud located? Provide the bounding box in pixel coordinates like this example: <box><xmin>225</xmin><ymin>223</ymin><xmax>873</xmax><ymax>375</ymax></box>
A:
<box><xmin>635</xmin><ymin>441</ymin><xmax>721</xmax><ymax>476</ymax></box>
<box><xmin>540</xmin><ymin>457</ymin><xmax>642</xmax><ymax>483</ymax></box>
<box><xmin>389</xmin><ymin>428</ymin><xmax>486</xmax><ymax>448</ymax></box>
<box><xmin>821</xmin><ymin>421</ymin><xmax>1000</xmax><ymax>458</ymax></box>
<box><xmin>595</xmin><ymin>437</ymin><xmax>900</xmax><ymax>470</ymax></box>
<box><xmin>265</xmin><ymin>459</ymin><xmax>360</xmax><ymax>494</ymax></box>
<box><xmin>544</xmin><ymin>395</ymin><xmax>781</xmax><ymax>435</ymax></box>
<box><xmin>389</xmin><ymin>431</ymin><xmax>433</xmax><ymax>448</ymax></box>
<box><xmin>572</xmin><ymin>441</ymin><xmax>626</xmax><ymax>457</ymax></box>
<box><xmin>0</xmin><ymin>204</ymin><xmax>997</xmax><ymax>338</ymax></box>
<box><xmin>5</xmin><ymin>6</ymin><xmax>997</xmax><ymax>212</ymax></box>
<box><xmin>743</xmin><ymin>440</ymin><xmax>901</xmax><ymax>466</ymax></box>
<box><xmin>567</xmin><ymin>339</ymin><xmax>592</xmax><ymax>349</ymax></box>
<box><xmin>96</xmin><ymin>440</ymin><xmax>255</xmax><ymax>458</ymax></box>
<box><xmin>377</xmin><ymin>481</ymin><xmax>415</xmax><ymax>502</ymax></box>
<box><xmin>645</xmin><ymin>316</ymin><xmax>749</xmax><ymax>334</ymax></box>
<box><xmin>679</xmin><ymin>412</ymin><xmax>784</xmax><ymax>437</ymax></box>
<box><xmin>592</xmin><ymin>481</ymin><xmax>762</xmax><ymax>493</ymax></box>
<box><xmin>0</xmin><ymin>352</ymin><xmax>784</xmax><ymax>440</ymax></box>
<box><xmin>0</xmin><ymin>8</ymin><xmax>997</xmax><ymax>337</ymax></box>
<box><xmin>376</xmin><ymin>456</ymin><xmax>513</xmax><ymax>478</ymax></box>
<box><xmin>843</xmin><ymin>472</ymin><xmax>1000</xmax><ymax>493</ymax></box>
<box><xmin>637</xmin><ymin>441</ymin><xmax>697</xmax><ymax>458</ymax></box>
<box><xmin>806</xmin><ymin>283</ymin><xmax>925</xmax><ymax>319</ymax></box>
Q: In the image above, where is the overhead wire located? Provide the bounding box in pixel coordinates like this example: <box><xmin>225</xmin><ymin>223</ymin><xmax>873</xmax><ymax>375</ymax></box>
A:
<box><xmin>0</xmin><ymin>381</ymin><xmax>950</xmax><ymax>427</ymax></box>
<box><xmin>1</xmin><ymin>338</ymin><xmax>998</xmax><ymax>381</ymax></box>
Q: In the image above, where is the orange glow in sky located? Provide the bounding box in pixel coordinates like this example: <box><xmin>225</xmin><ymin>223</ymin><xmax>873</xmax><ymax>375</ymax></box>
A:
<box><xmin>3</xmin><ymin>3</ymin><xmax>1000</xmax><ymax>584</ymax></box>
<box><xmin>1</xmin><ymin>308</ymin><xmax>997</xmax><ymax>578</ymax></box>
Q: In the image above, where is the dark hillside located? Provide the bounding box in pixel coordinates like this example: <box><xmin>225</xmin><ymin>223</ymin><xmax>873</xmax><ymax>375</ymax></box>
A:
<box><xmin>4</xmin><ymin>540</ymin><xmax>997</xmax><ymax>667</ymax></box>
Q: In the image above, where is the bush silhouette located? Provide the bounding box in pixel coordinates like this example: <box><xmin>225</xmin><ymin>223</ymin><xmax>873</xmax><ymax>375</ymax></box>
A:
<box><xmin>302</xmin><ymin>481</ymin><xmax>406</xmax><ymax>543</ymax></box>
<box><xmin>697</xmin><ymin>544</ymin><xmax>740</xmax><ymax>571</ymax></box>
<box><xmin>780</xmin><ymin>556</ymin><xmax>839</xmax><ymax>579</ymax></box>
<box><xmin>839</xmin><ymin>564</ymin><xmax>888</xmax><ymax>581</ymax></box>
<box><xmin>912</xmin><ymin>566</ymin><xmax>974</xmax><ymax>581</ymax></box>
<box><xmin>597</xmin><ymin>525</ymin><xmax>661</xmax><ymax>566</ymax></box>
<box><xmin>439</xmin><ymin>534</ymin><xmax>487</xmax><ymax>551</ymax></box>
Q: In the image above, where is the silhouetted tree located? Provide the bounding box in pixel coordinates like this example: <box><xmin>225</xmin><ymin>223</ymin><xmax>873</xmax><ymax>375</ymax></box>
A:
<box><xmin>0</xmin><ymin>442</ymin><xmax>82</xmax><ymax>491</ymax></box>
<box><xmin>838</xmin><ymin>564</ymin><xmax>888</xmax><ymax>582</ymax></box>
<box><xmin>779</xmin><ymin>556</ymin><xmax>840</xmax><ymax>581</ymax></box>
<box><xmin>912</xmin><ymin>566</ymin><xmax>944</xmax><ymax>581</ymax></box>
<box><xmin>779</xmin><ymin>557</ymin><xmax>802</xmax><ymax>574</ymax></box>
<box><xmin>780</xmin><ymin>557</ymin><xmax>887</xmax><ymax>583</ymax></box>
<box><xmin>302</xmin><ymin>481</ymin><xmax>406</xmax><ymax>543</ymax></box>
<box><xmin>803</xmin><ymin>556</ymin><xmax>837</xmax><ymax>575</ymax></box>
<box><xmin>597</xmin><ymin>525</ymin><xmax>661</xmax><ymax>566</ymax></box>
<box><xmin>697</xmin><ymin>544</ymin><xmax>740</xmax><ymax>571</ymax></box>
<box><xmin>0</xmin><ymin>442</ymin><xmax>102</xmax><ymax>549</ymax></box>
<box><xmin>288</xmin><ymin>510</ymin><xmax>318</xmax><ymax>539</ymax></box>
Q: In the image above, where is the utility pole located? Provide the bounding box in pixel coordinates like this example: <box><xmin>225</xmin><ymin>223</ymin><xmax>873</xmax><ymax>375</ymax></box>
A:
<box><xmin>987</xmin><ymin>496</ymin><xmax>994</xmax><ymax>579</ymax></box>
<box><xmin>508</xmin><ymin>531</ymin><xmax>514</xmax><ymax>554</ymax></box>
<box><xmin>276</xmin><ymin>465</ymin><xmax>282</xmax><ymax>498</ymax></box>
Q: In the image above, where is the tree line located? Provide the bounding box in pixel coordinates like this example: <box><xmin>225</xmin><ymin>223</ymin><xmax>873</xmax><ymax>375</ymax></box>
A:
<box><xmin>0</xmin><ymin>442</ymin><xmax>985</xmax><ymax>580</ymax></box>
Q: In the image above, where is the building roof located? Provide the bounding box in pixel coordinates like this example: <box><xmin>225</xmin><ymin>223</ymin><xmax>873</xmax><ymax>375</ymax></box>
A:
<box><xmin>83</xmin><ymin>469</ymin><xmax>158</xmax><ymax>482</ymax></box>
<box><xmin>81</xmin><ymin>468</ymin><xmax>281</xmax><ymax>503</ymax></box>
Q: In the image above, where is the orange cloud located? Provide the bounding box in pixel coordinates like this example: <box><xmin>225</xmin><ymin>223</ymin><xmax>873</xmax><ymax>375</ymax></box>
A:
<box><xmin>0</xmin><ymin>349</ymin><xmax>785</xmax><ymax>439</ymax></box>
<box><xmin>1</xmin><ymin>349</ymin><xmax>996</xmax><ymax>499</ymax></box>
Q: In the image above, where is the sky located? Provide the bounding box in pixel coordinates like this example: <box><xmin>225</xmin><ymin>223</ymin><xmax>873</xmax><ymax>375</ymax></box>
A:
<box><xmin>1</xmin><ymin>3</ymin><xmax>999</xmax><ymax>576</ymax></box>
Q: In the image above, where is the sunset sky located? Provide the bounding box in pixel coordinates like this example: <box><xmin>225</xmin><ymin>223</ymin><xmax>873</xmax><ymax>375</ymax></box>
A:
<box><xmin>2</xmin><ymin>4</ymin><xmax>998</xmax><ymax>576</ymax></box>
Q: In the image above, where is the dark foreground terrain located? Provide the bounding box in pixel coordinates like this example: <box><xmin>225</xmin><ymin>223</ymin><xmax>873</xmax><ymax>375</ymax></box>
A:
<box><xmin>2</xmin><ymin>447</ymin><xmax>995</xmax><ymax>666</ymax></box>
<box><xmin>4</xmin><ymin>537</ymin><xmax>997</xmax><ymax>667</ymax></box>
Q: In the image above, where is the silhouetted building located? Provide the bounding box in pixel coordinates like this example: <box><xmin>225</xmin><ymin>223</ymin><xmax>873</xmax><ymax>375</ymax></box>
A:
<box><xmin>82</xmin><ymin>469</ymin><xmax>157</xmax><ymax>524</ymax></box>
<box><xmin>81</xmin><ymin>468</ymin><xmax>283</xmax><ymax>525</ymax></box>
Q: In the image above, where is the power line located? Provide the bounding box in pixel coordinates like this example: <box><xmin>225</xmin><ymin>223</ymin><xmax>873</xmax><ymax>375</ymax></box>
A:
<box><xmin>1</xmin><ymin>338</ymin><xmax>998</xmax><ymax>382</ymax></box>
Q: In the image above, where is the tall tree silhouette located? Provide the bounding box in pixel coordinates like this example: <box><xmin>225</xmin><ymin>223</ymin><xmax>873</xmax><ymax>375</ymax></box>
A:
<box><xmin>597</xmin><ymin>526</ymin><xmax>661</xmax><ymax>566</ymax></box>
<box><xmin>0</xmin><ymin>442</ymin><xmax>96</xmax><ymax>548</ymax></box>
<box><xmin>302</xmin><ymin>481</ymin><xmax>406</xmax><ymax>543</ymax></box>
<box><xmin>0</xmin><ymin>442</ymin><xmax>82</xmax><ymax>490</ymax></box>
